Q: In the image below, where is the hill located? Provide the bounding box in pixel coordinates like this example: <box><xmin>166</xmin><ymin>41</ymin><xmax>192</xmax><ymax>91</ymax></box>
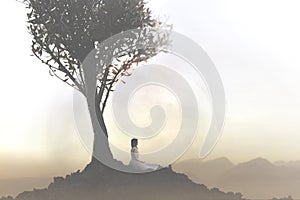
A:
<box><xmin>0</xmin><ymin>161</ymin><xmax>244</xmax><ymax>200</ymax></box>
<box><xmin>0</xmin><ymin>178</ymin><xmax>51</xmax><ymax>198</ymax></box>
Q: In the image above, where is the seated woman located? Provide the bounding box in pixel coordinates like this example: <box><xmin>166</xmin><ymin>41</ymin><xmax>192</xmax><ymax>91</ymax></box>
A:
<box><xmin>128</xmin><ymin>138</ymin><xmax>161</xmax><ymax>171</ymax></box>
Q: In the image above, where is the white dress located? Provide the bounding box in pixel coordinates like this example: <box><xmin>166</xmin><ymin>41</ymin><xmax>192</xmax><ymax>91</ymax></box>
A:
<box><xmin>128</xmin><ymin>147</ymin><xmax>160</xmax><ymax>171</ymax></box>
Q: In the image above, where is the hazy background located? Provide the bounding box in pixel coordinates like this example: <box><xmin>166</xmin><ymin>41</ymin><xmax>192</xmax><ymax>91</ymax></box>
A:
<box><xmin>1</xmin><ymin>0</ymin><xmax>300</xmax><ymax>183</ymax></box>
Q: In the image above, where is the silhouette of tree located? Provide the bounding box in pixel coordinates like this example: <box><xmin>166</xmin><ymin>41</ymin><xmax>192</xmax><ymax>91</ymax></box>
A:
<box><xmin>24</xmin><ymin>0</ymin><xmax>170</xmax><ymax>161</ymax></box>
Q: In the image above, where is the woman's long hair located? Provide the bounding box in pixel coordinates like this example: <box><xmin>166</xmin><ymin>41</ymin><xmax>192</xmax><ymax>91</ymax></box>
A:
<box><xmin>131</xmin><ymin>138</ymin><xmax>138</xmax><ymax>148</ymax></box>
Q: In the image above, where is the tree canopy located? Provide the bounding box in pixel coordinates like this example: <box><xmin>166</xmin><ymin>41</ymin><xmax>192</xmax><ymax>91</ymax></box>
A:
<box><xmin>26</xmin><ymin>0</ymin><xmax>170</xmax><ymax>112</ymax></box>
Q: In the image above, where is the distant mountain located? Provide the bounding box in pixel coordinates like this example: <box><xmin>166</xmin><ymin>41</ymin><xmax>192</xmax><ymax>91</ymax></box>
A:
<box><xmin>174</xmin><ymin>157</ymin><xmax>300</xmax><ymax>200</ymax></box>
<box><xmin>274</xmin><ymin>160</ymin><xmax>300</xmax><ymax>168</ymax></box>
<box><xmin>0</xmin><ymin>161</ymin><xmax>244</xmax><ymax>200</ymax></box>
<box><xmin>0</xmin><ymin>178</ymin><xmax>51</xmax><ymax>198</ymax></box>
<box><xmin>274</xmin><ymin>160</ymin><xmax>287</xmax><ymax>166</ymax></box>
<box><xmin>174</xmin><ymin>157</ymin><xmax>234</xmax><ymax>186</ymax></box>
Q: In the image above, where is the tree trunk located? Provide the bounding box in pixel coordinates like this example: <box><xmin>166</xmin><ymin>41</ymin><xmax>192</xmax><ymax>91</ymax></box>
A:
<box><xmin>82</xmin><ymin>52</ymin><xmax>114</xmax><ymax>165</ymax></box>
<box><xmin>87</xmin><ymin>96</ymin><xmax>114</xmax><ymax>164</ymax></box>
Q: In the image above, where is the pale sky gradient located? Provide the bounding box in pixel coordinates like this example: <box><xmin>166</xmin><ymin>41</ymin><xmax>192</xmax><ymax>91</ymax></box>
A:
<box><xmin>1</xmin><ymin>0</ymin><xmax>300</xmax><ymax>179</ymax></box>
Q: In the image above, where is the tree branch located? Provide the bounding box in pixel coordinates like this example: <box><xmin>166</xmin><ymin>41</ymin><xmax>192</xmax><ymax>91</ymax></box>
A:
<box><xmin>45</xmin><ymin>45</ymin><xmax>85</xmax><ymax>94</ymax></box>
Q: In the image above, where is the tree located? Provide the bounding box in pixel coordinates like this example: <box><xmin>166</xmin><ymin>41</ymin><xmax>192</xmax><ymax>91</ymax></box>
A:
<box><xmin>24</xmin><ymin>0</ymin><xmax>170</xmax><ymax>163</ymax></box>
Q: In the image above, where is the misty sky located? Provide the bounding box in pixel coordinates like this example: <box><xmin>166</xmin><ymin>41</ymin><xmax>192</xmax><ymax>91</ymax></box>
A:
<box><xmin>1</xmin><ymin>0</ymin><xmax>300</xmax><ymax>179</ymax></box>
